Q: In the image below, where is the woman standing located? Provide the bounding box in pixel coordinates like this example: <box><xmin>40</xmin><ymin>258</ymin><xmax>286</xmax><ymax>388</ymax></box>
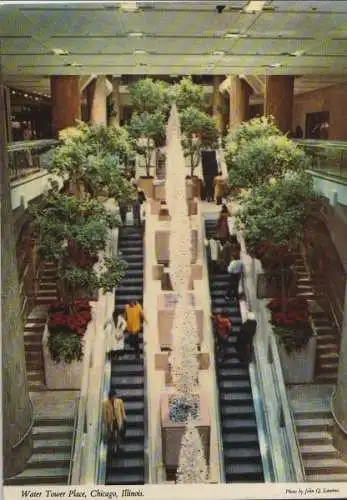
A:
<box><xmin>215</xmin><ymin>204</ymin><xmax>231</xmax><ymax>245</ymax></box>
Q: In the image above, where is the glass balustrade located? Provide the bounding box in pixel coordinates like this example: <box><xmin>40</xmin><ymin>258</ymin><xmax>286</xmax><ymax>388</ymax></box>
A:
<box><xmin>7</xmin><ymin>139</ymin><xmax>59</xmax><ymax>182</ymax></box>
<box><xmin>295</xmin><ymin>139</ymin><xmax>347</xmax><ymax>179</ymax></box>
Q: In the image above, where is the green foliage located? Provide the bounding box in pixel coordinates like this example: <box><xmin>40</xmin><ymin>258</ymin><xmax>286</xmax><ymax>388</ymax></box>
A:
<box><xmin>180</xmin><ymin>106</ymin><xmax>219</xmax><ymax>175</ymax></box>
<box><xmin>128</xmin><ymin>78</ymin><xmax>170</xmax><ymax>114</ymax></box>
<box><xmin>171</xmin><ymin>76</ymin><xmax>206</xmax><ymax>112</ymax></box>
<box><xmin>50</xmin><ymin>121</ymin><xmax>135</xmax><ymax>199</ymax></box>
<box><xmin>228</xmin><ymin>134</ymin><xmax>308</xmax><ymax>188</ymax></box>
<box><xmin>127</xmin><ymin>111</ymin><xmax>166</xmax><ymax>174</ymax></box>
<box><xmin>273</xmin><ymin>324</ymin><xmax>313</xmax><ymax>354</ymax></box>
<box><xmin>48</xmin><ymin>330</ymin><xmax>83</xmax><ymax>364</ymax></box>
<box><xmin>98</xmin><ymin>256</ymin><xmax>128</xmax><ymax>293</ymax></box>
<box><xmin>59</xmin><ymin>263</ymin><xmax>100</xmax><ymax>297</ymax></box>
<box><xmin>236</xmin><ymin>172</ymin><xmax>320</xmax><ymax>249</ymax></box>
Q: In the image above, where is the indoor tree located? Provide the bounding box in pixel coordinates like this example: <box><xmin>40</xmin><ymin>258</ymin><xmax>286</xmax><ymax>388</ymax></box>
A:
<box><xmin>180</xmin><ymin>106</ymin><xmax>219</xmax><ymax>177</ymax></box>
<box><xmin>176</xmin><ymin>416</ymin><xmax>208</xmax><ymax>484</ymax></box>
<box><xmin>227</xmin><ymin>133</ymin><xmax>308</xmax><ymax>188</ymax></box>
<box><xmin>50</xmin><ymin>121</ymin><xmax>135</xmax><ymax>198</ymax></box>
<box><xmin>170</xmin><ymin>76</ymin><xmax>206</xmax><ymax>113</ymax></box>
<box><xmin>127</xmin><ymin>110</ymin><xmax>166</xmax><ymax>177</ymax></box>
<box><xmin>128</xmin><ymin>77</ymin><xmax>170</xmax><ymax>115</ymax></box>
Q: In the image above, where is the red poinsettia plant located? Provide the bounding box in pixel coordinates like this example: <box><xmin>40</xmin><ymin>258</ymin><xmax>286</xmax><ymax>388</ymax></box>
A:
<box><xmin>48</xmin><ymin>299</ymin><xmax>92</xmax><ymax>336</ymax></box>
<box><xmin>267</xmin><ymin>296</ymin><xmax>312</xmax><ymax>354</ymax></box>
<box><xmin>247</xmin><ymin>239</ymin><xmax>296</xmax><ymax>269</ymax></box>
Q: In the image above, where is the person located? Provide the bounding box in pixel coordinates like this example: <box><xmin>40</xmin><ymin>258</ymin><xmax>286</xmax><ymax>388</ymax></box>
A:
<box><xmin>118</xmin><ymin>199</ymin><xmax>129</xmax><ymax>226</ymax></box>
<box><xmin>104</xmin><ymin>311</ymin><xmax>127</xmax><ymax>360</ymax></box>
<box><xmin>205</xmin><ymin>174</ymin><xmax>215</xmax><ymax>202</ymax></box>
<box><xmin>216</xmin><ymin>204</ymin><xmax>231</xmax><ymax>245</ymax></box>
<box><xmin>211</xmin><ymin>310</ymin><xmax>232</xmax><ymax>362</ymax></box>
<box><xmin>124</xmin><ymin>300</ymin><xmax>147</xmax><ymax>358</ymax></box>
<box><xmin>213</xmin><ymin>171</ymin><xmax>224</xmax><ymax>205</ymax></box>
<box><xmin>103</xmin><ymin>390</ymin><xmax>127</xmax><ymax>453</ymax></box>
<box><xmin>235</xmin><ymin>312</ymin><xmax>257</xmax><ymax>364</ymax></box>
<box><xmin>220</xmin><ymin>235</ymin><xmax>241</xmax><ymax>270</ymax></box>
<box><xmin>226</xmin><ymin>256</ymin><xmax>244</xmax><ymax>302</ymax></box>
<box><xmin>205</xmin><ymin>235</ymin><xmax>222</xmax><ymax>272</ymax></box>
<box><xmin>132</xmin><ymin>188</ymin><xmax>146</xmax><ymax>227</ymax></box>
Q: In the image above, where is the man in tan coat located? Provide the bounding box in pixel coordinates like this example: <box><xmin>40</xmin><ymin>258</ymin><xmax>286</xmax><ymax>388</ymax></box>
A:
<box><xmin>103</xmin><ymin>390</ymin><xmax>127</xmax><ymax>453</ymax></box>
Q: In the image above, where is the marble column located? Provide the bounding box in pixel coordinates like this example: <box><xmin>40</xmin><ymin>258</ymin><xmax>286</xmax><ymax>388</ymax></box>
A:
<box><xmin>109</xmin><ymin>77</ymin><xmax>122</xmax><ymax>126</ymax></box>
<box><xmin>228</xmin><ymin>76</ymin><xmax>251</xmax><ymax>132</ymax></box>
<box><xmin>90</xmin><ymin>76</ymin><xmax>112</xmax><ymax>125</ymax></box>
<box><xmin>51</xmin><ymin>76</ymin><xmax>81</xmax><ymax>136</ymax></box>
<box><xmin>264</xmin><ymin>75</ymin><xmax>294</xmax><ymax>134</ymax></box>
<box><xmin>212</xmin><ymin>75</ymin><xmax>225</xmax><ymax>134</ymax></box>
<box><xmin>1</xmin><ymin>72</ymin><xmax>33</xmax><ymax>479</ymax></box>
<box><xmin>332</xmin><ymin>281</ymin><xmax>347</xmax><ymax>458</ymax></box>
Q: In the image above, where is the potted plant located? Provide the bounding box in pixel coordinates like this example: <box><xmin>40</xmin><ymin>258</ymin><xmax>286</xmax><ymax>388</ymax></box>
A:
<box><xmin>267</xmin><ymin>297</ymin><xmax>317</xmax><ymax>383</ymax></box>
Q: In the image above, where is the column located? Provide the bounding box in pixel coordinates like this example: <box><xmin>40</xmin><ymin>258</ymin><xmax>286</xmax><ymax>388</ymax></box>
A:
<box><xmin>109</xmin><ymin>77</ymin><xmax>122</xmax><ymax>126</ymax></box>
<box><xmin>332</xmin><ymin>281</ymin><xmax>347</xmax><ymax>458</ymax></box>
<box><xmin>51</xmin><ymin>76</ymin><xmax>81</xmax><ymax>136</ymax></box>
<box><xmin>264</xmin><ymin>75</ymin><xmax>294</xmax><ymax>134</ymax></box>
<box><xmin>90</xmin><ymin>75</ymin><xmax>112</xmax><ymax>126</ymax></box>
<box><xmin>229</xmin><ymin>76</ymin><xmax>251</xmax><ymax>132</ymax></box>
<box><xmin>1</xmin><ymin>73</ymin><xmax>33</xmax><ymax>478</ymax></box>
<box><xmin>212</xmin><ymin>75</ymin><xmax>225</xmax><ymax>134</ymax></box>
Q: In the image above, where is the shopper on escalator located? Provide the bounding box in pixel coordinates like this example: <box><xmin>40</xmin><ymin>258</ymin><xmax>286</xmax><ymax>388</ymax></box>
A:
<box><xmin>211</xmin><ymin>310</ymin><xmax>232</xmax><ymax>363</ymax></box>
<box><xmin>124</xmin><ymin>300</ymin><xmax>147</xmax><ymax>358</ymax></box>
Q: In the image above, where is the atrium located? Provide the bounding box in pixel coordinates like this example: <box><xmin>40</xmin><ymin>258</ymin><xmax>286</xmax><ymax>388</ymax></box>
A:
<box><xmin>1</xmin><ymin>1</ymin><xmax>347</xmax><ymax>497</ymax></box>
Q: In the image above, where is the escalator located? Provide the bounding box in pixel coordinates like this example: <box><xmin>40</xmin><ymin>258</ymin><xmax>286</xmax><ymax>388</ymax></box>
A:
<box><xmin>205</xmin><ymin>219</ymin><xmax>264</xmax><ymax>482</ymax></box>
<box><xmin>105</xmin><ymin>226</ymin><xmax>145</xmax><ymax>485</ymax></box>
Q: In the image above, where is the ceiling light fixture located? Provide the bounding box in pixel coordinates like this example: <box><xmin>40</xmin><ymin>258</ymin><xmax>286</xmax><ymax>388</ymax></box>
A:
<box><xmin>244</xmin><ymin>1</ymin><xmax>266</xmax><ymax>13</ymax></box>
<box><xmin>291</xmin><ymin>50</ymin><xmax>305</xmax><ymax>57</ymax></box>
<box><xmin>24</xmin><ymin>93</ymin><xmax>28</xmax><ymax>97</ymax></box>
<box><xmin>128</xmin><ymin>32</ymin><xmax>144</xmax><ymax>38</ymax></box>
<box><xmin>224</xmin><ymin>32</ymin><xmax>241</xmax><ymax>38</ymax></box>
<box><xmin>52</xmin><ymin>48</ymin><xmax>69</xmax><ymax>55</ymax></box>
<box><xmin>269</xmin><ymin>62</ymin><xmax>282</xmax><ymax>68</ymax></box>
<box><xmin>213</xmin><ymin>50</ymin><xmax>225</xmax><ymax>56</ymax></box>
<box><xmin>120</xmin><ymin>1</ymin><xmax>138</xmax><ymax>12</ymax></box>
<box><xmin>133</xmin><ymin>49</ymin><xmax>147</xmax><ymax>55</ymax></box>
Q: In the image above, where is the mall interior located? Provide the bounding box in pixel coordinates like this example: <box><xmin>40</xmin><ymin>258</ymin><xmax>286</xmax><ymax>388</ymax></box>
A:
<box><xmin>1</xmin><ymin>0</ymin><xmax>347</xmax><ymax>489</ymax></box>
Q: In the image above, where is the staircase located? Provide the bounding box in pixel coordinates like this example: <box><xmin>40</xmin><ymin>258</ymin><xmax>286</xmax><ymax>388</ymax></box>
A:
<box><xmin>105</xmin><ymin>226</ymin><xmax>145</xmax><ymax>485</ymax></box>
<box><xmin>36</xmin><ymin>261</ymin><xmax>59</xmax><ymax>306</ymax></box>
<box><xmin>5</xmin><ymin>417</ymin><xmax>73</xmax><ymax>485</ymax></box>
<box><xmin>293</xmin><ymin>255</ymin><xmax>340</xmax><ymax>383</ymax></box>
<box><xmin>294</xmin><ymin>408</ymin><xmax>347</xmax><ymax>482</ymax></box>
<box><xmin>24</xmin><ymin>306</ymin><xmax>47</xmax><ymax>391</ymax></box>
<box><xmin>205</xmin><ymin>219</ymin><xmax>264</xmax><ymax>483</ymax></box>
<box><xmin>24</xmin><ymin>261</ymin><xmax>59</xmax><ymax>391</ymax></box>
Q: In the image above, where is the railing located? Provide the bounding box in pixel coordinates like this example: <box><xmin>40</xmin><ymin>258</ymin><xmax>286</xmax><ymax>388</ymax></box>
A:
<box><xmin>295</xmin><ymin>139</ymin><xmax>347</xmax><ymax>180</ymax></box>
<box><xmin>68</xmin><ymin>395</ymin><xmax>81</xmax><ymax>484</ymax></box>
<box><xmin>96</xmin><ymin>355</ymin><xmax>112</xmax><ymax>484</ymax></box>
<box><xmin>200</xmin><ymin>212</ymin><xmax>225</xmax><ymax>483</ymax></box>
<box><xmin>142</xmin><ymin>220</ymin><xmax>150</xmax><ymax>484</ymax></box>
<box><xmin>239</xmin><ymin>231</ymin><xmax>306</xmax><ymax>482</ymax></box>
<box><xmin>7</xmin><ymin>139</ymin><xmax>59</xmax><ymax>181</ymax></box>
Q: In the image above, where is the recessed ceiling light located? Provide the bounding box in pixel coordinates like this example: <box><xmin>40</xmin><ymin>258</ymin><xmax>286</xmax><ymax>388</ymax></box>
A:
<box><xmin>133</xmin><ymin>49</ymin><xmax>147</xmax><ymax>55</ymax></box>
<box><xmin>24</xmin><ymin>93</ymin><xmax>28</xmax><ymax>97</ymax></box>
<box><xmin>11</xmin><ymin>90</ymin><xmax>16</xmax><ymax>94</ymax></box>
<box><xmin>52</xmin><ymin>48</ymin><xmax>69</xmax><ymax>56</ymax></box>
<box><xmin>291</xmin><ymin>50</ymin><xmax>305</xmax><ymax>57</ymax></box>
<box><xmin>120</xmin><ymin>1</ymin><xmax>138</xmax><ymax>12</ymax></box>
<box><xmin>65</xmin><ymin>62</ymin><xmax>82</xmax><ymax>67</ymax></box>
<box><xmin>213</xmin><ymin>50</ymin><xmax>225</xmax><ymax>56</ymax></box>
<box><xmin>128</xmin><ymin>32</ymin><xmax>144</xmax><ymax>38</ymax></box>
<box><xmin>269</xmin><ymin>62</ymin><xmax>282</xmax><ymax>68</ymax></box>
<box><xmin>244</xmin><ymin>1</ymin><xmax>266</xmax><ymax>13</ymax></box>
<box><xmin>224</xmin><ymin>32</ymin><xmax>241</xmax><ymax>38</ymax></box>
<box><xmin>136</xmin><ymin>62</ymin><xmax>148</xmax><ymax>67</ymax></box>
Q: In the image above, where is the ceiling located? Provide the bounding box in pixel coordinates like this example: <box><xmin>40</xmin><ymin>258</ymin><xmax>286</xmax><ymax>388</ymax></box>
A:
<box><xmin>2</xmin><ymin>0</ymin><xmax>347</xmax><ymax>97</ymax></box>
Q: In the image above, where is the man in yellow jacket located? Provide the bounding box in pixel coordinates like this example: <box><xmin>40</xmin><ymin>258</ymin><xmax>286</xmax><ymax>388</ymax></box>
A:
<box><xmin>103</xmin><ymin>390</ymin><xmax>127</xmax><ymax>453</ymax></box>
<box><xmin>124</xmin><ymin>300</ymin><xmax>147</xmax><ymax>358</ymax></box>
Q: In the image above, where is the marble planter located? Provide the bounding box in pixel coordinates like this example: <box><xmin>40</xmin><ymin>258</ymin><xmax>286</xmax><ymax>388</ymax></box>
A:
<box><xmin>277</xmin><ymin>334</ymin><xmax>317</xmax><ymax>384</ymax></box>
<box><xmin>42</xmin><ymin>319</ymin><xmax>93</xmax><ymax>389</ymax></box>
<box><xmin>160</xmin><ymin>391</ymin><xmax>210</xmax><ymax>470</ymax></box>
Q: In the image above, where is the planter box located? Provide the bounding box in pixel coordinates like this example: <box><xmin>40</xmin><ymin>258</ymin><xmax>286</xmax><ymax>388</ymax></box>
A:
<box><xmin>277</xmin><ymin>335</ymin><xmax>317</xmax><ymax>384</ymax></box>
<box><xmin>42</xmin><ymin>323</ymin><xmax>87</xmax><ymax>389</ymax></box>
<box><xmin>155</xmin><ymin>229</ymin><xmax>198</xmax><ymax>265</ymax></box>
<box><xmin>137</xmin><ymin>177</ymin><xmax>154</xmax><ymax>199</ymax></box>
<box><xmin>161</xmin><ymin>391</ymin><xmax>210</xmax><ymax>470</ymax></box>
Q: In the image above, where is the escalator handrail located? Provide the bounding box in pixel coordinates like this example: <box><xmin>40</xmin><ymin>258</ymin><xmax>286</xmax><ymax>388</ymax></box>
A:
<box><xmin>202</xmin><ymin>214</ymin><xmax>226</xmax><ymax>483</ymax></box>
<box><xmin>237</xmin><ymin>227</ymin><xmax>306</xmax><ymax>482</ymax></box>
<box><xmin>142</xmin><ymin>221</ymin><xmax>150</xmax><ymax>484</ymax></box>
